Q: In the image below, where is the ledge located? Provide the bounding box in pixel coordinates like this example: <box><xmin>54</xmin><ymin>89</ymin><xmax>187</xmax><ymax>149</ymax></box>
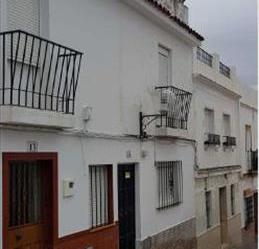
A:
<box><xmin>0</xmin><ymin>106</ymin><xmax>75</xmax><ymax>129</ymax></box>
<box><xmin>155</xmin><ymin>127</ymin><xmax>191</xmax><ymax>139</ymax></box>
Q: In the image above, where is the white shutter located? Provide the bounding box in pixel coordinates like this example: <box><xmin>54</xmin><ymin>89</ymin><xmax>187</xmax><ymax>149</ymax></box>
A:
<box><xmin>159</xmin><ymin>45</ymin><xmax>171</xmax><ymax>86</ymax></box>
<box><xmin>7</xmin><ymin>0</ymin><xmax>40</xmax><ymax>35</ymax></box>
<box><xmin>245</xmin><ymin>125</ymin><xmax>252</xmax><ymax>151</ymax></box>
<box><xmin>205</xmin><ymin>109</ymin><xmax>214</xmax><ymax>133</ymax></box>
<box><xmin>223</xmin><ymin>114</ymin><xmax>231</xmax><ymax>136</ymax></box>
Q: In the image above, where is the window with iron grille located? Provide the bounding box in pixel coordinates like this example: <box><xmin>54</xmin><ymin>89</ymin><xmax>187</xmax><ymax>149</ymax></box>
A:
<box><xmin>89</xmin><ymin>165</ymin><xmax>113</xmax><ymax>228</ymax></box>
<box><xmin>156</xmin><ymin>161</ymin><xmax>183</xmax><ymax>209</ymax></box>
<box><xmin>230</xmin><ymin>184</ymin><xmax>235</xmax><ymax>215</ymax></box>
<box><xmin>205</xmin><ymin>191</ymin><xmax>212</xmax><ymax>229</ymax></box>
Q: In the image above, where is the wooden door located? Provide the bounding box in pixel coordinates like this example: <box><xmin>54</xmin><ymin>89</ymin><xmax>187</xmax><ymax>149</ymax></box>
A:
<box><xmin>118</xmin><ymin>165</ymin><xmax>136</xmax><ymax>249</ymax></box>
<box><xmin>219</xmin><ymin>187</ymin><xmax>229</xmax><ymax>247</ymax></box>
<box><xmin>3</xmin><ymin>154</ymin><xmax>57</xmax><ymax>249</ymax></box>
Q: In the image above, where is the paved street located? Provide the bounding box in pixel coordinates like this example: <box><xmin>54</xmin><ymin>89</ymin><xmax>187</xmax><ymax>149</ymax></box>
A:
<box><xmin>231</xmin><ymin>229</ymin><xmax>258</xmax><ymax>249</ymax></box>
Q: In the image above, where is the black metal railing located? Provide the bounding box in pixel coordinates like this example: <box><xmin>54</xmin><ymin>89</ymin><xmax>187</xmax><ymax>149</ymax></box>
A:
<box><xmin>223</xmin><ymin>136</ymin><xmax>236</xmax><ymax>146</ymax></box>
<box><xmin>219</xmin><ymin>62</ymin><xmax>230</xmax><ymax>78</ymax></box>
<box><xmin>204</xmin><ymin>134</ymin><xmax>221</xmax><ymax>146</ymax></box>
<box><xmin>247</xmin><ymin>150</ymin><xmax>258</xmax><ymax>172</ymax></box>
<box><xmin>197</xmin><ymin>47</ymin><xmax>213</xmax><ymax>67</ymax></box>
<box><xmin>0</xmin><ymin>30</ymin><xmax>83</xmax><ymax>114</ymax></box>
<box><xmin>155</xmin><ymin>86</ymin><xmax>192</xmax><ymax>130</ymax></box>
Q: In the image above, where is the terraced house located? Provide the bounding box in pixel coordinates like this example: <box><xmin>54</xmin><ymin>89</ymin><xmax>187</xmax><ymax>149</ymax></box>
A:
<box><xmin>0</xmin><ymin>0</ymin><xmax>257</xmax><ymax>249</ymax></box>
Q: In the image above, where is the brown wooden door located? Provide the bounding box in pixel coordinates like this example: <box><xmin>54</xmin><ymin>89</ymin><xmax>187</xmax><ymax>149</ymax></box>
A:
<box><xmin>7</xmin><ymin>160</ymin><xmax>53</xmax><ymax>249</ymax></box>
<box><xmin>219</xmin><ymin>187</ymin><xmax>229</xmax><ymax>247</ymax></box>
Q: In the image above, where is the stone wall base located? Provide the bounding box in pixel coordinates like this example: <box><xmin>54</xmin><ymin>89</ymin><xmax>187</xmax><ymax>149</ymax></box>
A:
<box><xmin>140</xmin><ymin>218</ymin><xmax>197</xmax><ymax>249</ymax></box>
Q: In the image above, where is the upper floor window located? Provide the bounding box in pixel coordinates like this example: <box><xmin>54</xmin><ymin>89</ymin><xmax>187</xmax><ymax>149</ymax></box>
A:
<box><xmin>89</xmin><ymin>165</ymin><xmax>113</xmax><ymax>228</ymax></box>
<box><xmin>204</xmin><ymin>108</ymin><xmax>214</xmax><ymax>134</ymax></box>
<box><xmin>158</xmin><ymin>45</ymin><xmax>171</xmax><ymax>86</ymax></box>
<box><xmin>7</xmin><ymin>0</ymin><xmax>40</xmax><ymax>35</ymax></box>
<box><xmin>223</xmin><ymin>114</ymin><xmax>231</xmax><ymax>136</ymax></box>
<box><xmin>156</xmin><ymin>161</ymin><xmax>183</xmax><ymax>209</ymax></box>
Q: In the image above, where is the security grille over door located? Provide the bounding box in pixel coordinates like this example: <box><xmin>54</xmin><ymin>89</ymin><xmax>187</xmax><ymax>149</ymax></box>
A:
<box><xmin>156</xmin><ymin>161</ymin><xmax>183</xmax><ymax>209</ymax></box>
<box><xmin>9</xmin><ymin>161</ymin><xmax>43</xmax><ymax>227</ymax></box>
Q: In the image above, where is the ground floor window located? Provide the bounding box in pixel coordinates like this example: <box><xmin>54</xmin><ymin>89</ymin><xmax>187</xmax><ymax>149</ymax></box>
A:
<box><xmin>230</xmin><ymin>184</ymin><xmax>235</xmax><ymax>215</ymax></box>
<box><xmin>156</xmin><ymin>161</ymin><xmax>183</xmax><ymax>209</ymax></box>
<box><xmin>89</xmin><ymin>165</ymin><xmax>113</xmax><ymax>228</ymax></box>
<box><xmin>205</xmin><ymin>191</ymin><xmax>212</xmax><ymax>228</ymax></box>
<box><xmin>245</xmin><ymin>196</ymin><xmax>254</xmax><ymax>226</ymax></box>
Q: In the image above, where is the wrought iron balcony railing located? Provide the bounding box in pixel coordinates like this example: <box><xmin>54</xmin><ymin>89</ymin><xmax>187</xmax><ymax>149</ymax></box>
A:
<box><xmin>247</xmin><ymin>150</ymin><xmax>258</xmax><ymax>173</ymax></box>
<box><xmin>155</xmin><ymin>86</ymin><xmax>192</xmax><ymax>130</ymax></box>
<box><xmin>204</xmin><ymin>134</ymin><xmax>221</xmax><ymax>146</ymax></box>
<box><xmin>139</xmin><ymin>85</ymin><xmax>192</xmax><ymax>139</ymax></box>
<box><xmin>223</xmin><ymin>136</ymin><xmax>236</xmax><ymax>147</ymax></box>
<box><xmin>219</xmin><ymin>62</ymin><xmax>230</xmax><ymax>78</ymax></box>
<box><xmin>0</xmin><ymin>30</ymin><xmax>83</xmax><ymax>114</ymax></box>
<box><xmin>197</xmin><ymin>47</ymin><xmax>213</xmax><ymax>67</ymax></box>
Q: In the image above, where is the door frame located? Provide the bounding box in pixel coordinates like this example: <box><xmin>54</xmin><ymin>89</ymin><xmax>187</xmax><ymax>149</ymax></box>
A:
<box><xmin>2</xmin><ymin>152</ymin><xmax>58</xmax><ymax>249</ymax></box>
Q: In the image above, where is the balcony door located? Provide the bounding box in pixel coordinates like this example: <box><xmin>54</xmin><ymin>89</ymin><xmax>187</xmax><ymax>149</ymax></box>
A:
<box><xmin>3</xmin><ymin>153</ymin><xmax>58</xmax><ymax>249</ymax></box>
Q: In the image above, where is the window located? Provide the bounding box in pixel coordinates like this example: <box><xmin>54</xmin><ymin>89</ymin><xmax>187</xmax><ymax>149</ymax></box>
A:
<box><xmin>158</xmin><ymin>45</ymin><xmax>171</xmax><ymax>86</ymax></box>
<box><xmin>205</xmin><ymin>191</ymin><xmax>212</xmax><ymax>229</ymax></box>
<box><xmin>89</xmin><ymin>165</ymin><xmax>113</xmax><ymax>228</ymax></box>
<box><xmin>156</xmin><ymin>161</ymin><xmax>183</xmax><ymax>209</ymax></box>
<box><xmin>245</xmin><ymin>196</ymin><xmax>254</xmax><ymax>226</ymax></box>
<box><xmin>223</xmin><ymin>114</ymin><xmax>231</xmax><ymax>136</ymax></box>
<box><xmin>7</xmin><ymin>0</ymin><xmax>40</xmax><ymax>35</ymax></box>
<box><xmin>230</xmin><ymin>184</ymin><xmax>235</xmax><ymax>215</ymax></box>
<box><xmin>204</xmin><ymin>108</ymin><xmax>214</xmax><ymax>134</ymax></box>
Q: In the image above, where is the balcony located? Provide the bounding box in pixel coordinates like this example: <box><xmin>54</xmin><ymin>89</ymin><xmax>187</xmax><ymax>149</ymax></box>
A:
<box><xmin>194</xmin><ymin>47</ymin><xmax>240</xmax><ymax>97</ymax></box>
<box><xmin>204</xmin><ymin>133</ymin><xmax>221</xmax><ymax>146</ymax></box>
<box><xmin>247</xmin><ymin>150</ymin><xmax>258</xmax><ymax>173</ymax></box>
<box><xmin>139</xmin><ymin>85</ymin><xmax>192</xmax><ymax>139</ymax></box>
<box><xmin>223</xmin><ymin>136</ymin><xmax>236</xmax><ymax>147</ymax></box>
<box><xmin>0</xmin><ymin>30</ymin><xmax>83</xmax><ymax>128</ymax></box>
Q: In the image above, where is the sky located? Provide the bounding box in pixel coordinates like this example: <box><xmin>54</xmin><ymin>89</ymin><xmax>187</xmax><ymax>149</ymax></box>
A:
<box><xmin>186</xmin><ymin>0</ymin><xmax>257</xmax><ymax>88</ymax></box>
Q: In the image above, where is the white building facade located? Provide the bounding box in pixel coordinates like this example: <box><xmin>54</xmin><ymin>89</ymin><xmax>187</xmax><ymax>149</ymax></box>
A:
<box><xmin>193</xmin><ymin>48</ymin><xmax>244</xmax><ymax>249</ymax></box>
<box><xmin>0</xmin><ymin>1</ymin><xmax>203</xmax><ymax>249</ymax></box>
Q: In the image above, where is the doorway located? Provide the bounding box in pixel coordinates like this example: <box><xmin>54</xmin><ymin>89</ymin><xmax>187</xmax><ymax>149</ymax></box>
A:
<box><xmin>118</xmin><ymin>164</ymin><xmax>136</xmax><ymax>249</ymax></box>
<box><xmin>3</xmin><ymin>153</ymin><xmax>58</xmax><ymax>249</ymax></box>
<box><xmin>219</xmin><ymin>187</ymin><xmax>229</xmax><ymax>248</ymax></box>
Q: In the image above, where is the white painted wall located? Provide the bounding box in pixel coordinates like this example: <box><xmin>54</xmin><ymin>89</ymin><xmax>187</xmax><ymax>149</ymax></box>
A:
<box><xmin>0</xmin><ymin>128</ymin><xmax>195</xmax><ymax>246</ymax></box>
<box><xmin>0</xmin><ymin>1</ymin><xmax>200</xmax><ymax>246</ymax></box>
<box><xmin>193</xmin><ymin>79</ymin><xmax>240</xmax><ymax>169</ymax></box>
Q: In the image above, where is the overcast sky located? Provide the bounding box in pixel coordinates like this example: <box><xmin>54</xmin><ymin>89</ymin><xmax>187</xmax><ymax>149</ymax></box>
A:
<box><xmin>186</xmin><ymin>0</ymin><xmax>257</xmax><ymax>88</ymax></box>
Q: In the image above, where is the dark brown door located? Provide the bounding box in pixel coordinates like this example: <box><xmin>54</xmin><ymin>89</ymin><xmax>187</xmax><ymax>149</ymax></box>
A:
<box><xmin>6</xmin><ymin>159</ymin><xmax>53</xmax><ymax>249</ymax></box>
<box><xmin>118</xmin><ymin>164</ymin><xmax>136</xmax><ymax>249</ymax></box>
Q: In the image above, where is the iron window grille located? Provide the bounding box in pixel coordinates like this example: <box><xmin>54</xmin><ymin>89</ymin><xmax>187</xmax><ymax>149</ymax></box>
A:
<box><xmin>9</xmin><ymin>161</ymin><xmax>43</xmax><ymax>227</ymax></box>
<box><xmin>0</xmin><ymin>30</ymin><xmax>83</xmax><ymax>114</ymax></box>
<box><xmin>219</xmin><ymin>62</ymin><xmax>230</xmax><ymax>78</ymax></box>
<box><xmin>204</xmin><ymin>134</ymin><xmax>221</xmax><ymax>146</ymax></box>
<box><xmin>89</xmin><ymin>165</ymin><xmax>113</xmax><ymax>229</ymax></box>
<box><xmin>245</xmin><ymin>196</ymin><xmax>254</xmax><ymax>226</ymax></box>
<box><xmin>205</xmin><ymin>191</ymin><xmax>212</xmax><ymax>229</ymax></box>
<box><xmin>156</xmin><ymin>161</ymin><xmax>183</xmax><ymax>210</ymax></box>
<box><xmin>223</xmin><ymin>136</ymin><xmax>236</xmax><ymax>147</ymax></box>
<box><xmin>230</xmin><ymin>184</ymin><xmax>235</xmax><ymax>216</ymax></box>
<box><xmin>197</xmin><ymin>47</ymin><xmax>213</xmax><ymax>67</ymax></box>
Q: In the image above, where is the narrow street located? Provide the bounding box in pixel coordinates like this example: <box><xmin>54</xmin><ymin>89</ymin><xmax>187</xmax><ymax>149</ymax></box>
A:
<box><xmin>231</xmin><ymin>229</ymin><xmax>258</xmax><ymax>249</ymax></box>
